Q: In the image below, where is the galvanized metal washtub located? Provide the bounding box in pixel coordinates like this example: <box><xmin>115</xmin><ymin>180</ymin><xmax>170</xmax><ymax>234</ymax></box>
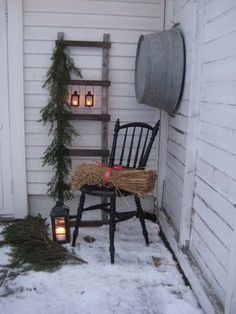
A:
<box><xmin>135</xmin><ymin>27</ymin><xmax>185</xmax><ymax>113</ymax></box>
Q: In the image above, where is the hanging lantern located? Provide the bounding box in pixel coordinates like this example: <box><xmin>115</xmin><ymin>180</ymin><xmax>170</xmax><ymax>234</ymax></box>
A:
<box><xmin>70</xmin><ymin>90</ymin><xmax>80</xmax><ymax>107</ymax></box>
<box><xmin>85</xmin><ymin>89</ymin><xmax>94</xmax><ymax>108</ymax></box>
<box><xmin>50</xmin><ymin>202</ymin><xmax>70</xmax><ymax>244</ymax></box>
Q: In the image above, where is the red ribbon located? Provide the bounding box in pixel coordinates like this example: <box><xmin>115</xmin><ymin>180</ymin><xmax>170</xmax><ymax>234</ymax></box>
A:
<box><xmin>94</xmin><ymin>161</ymin><xmax>123</xmax><ymax>184</ymax></box>
<box><xmin>103</xmin><ymin>165</ymin><xmax>123</xmax><ymax>184</ymax></box>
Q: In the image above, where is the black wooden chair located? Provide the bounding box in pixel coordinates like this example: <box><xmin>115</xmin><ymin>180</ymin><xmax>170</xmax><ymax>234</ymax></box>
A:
<box><xmin>72</xmin><ymin>119</ymin><xmax>160</xmax><ymax>263</ymax></box>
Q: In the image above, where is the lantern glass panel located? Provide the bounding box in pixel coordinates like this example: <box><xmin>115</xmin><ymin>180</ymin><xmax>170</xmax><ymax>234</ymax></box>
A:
<box><xmin>50</xmin><ymin>204</ymin><xmax>70</xmax><ymax>244</ymax></box>
<box><xmin>55</xmin><ymin>217</ymin><xmax>66</xmax><ymax>241</ymax></box>
<box><xmin>85</xmin><ymin>91</ymin><xmax>94</xmax><ymax>107</ymax></box>
<box><xmin>71</xmin><ymin>91</ymin><xmax>80</xmax><ymax>107</ymax></box>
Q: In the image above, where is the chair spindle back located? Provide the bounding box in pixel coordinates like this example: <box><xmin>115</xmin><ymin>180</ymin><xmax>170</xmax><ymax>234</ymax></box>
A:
<box><xmin>109</xmin><ymin>119</ymin><xmax>160</xmax><ymax>169</ymax></box>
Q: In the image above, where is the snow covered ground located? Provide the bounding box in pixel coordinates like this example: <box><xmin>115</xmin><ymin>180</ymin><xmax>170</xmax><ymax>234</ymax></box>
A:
<box><xmin>0</xmin><ymin>218</ymin><xmax>203</xmax><ymax>314</ymax></box>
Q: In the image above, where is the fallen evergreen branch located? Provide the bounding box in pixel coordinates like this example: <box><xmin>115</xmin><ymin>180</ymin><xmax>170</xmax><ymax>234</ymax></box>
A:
<box><xmin>2</xmin><ymin>216</ymin><xmax>86</xmax><ymax>272</ymax></box>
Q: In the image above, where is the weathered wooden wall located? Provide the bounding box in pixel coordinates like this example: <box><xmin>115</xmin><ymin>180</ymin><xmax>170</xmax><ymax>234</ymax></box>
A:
<box><xmin>160</xmin><ymin>1</ymin><xmax>236</xmax><ymax>313</ymax></box>
<box><xmin>22</xmin><ymin>0</ymin><xmax>164</xmax><ymax>213</ymax></box>
<box><xmin>191</xmin><ymin>0</ymin><xmax>236</xmax><ymax>308</ymax></box>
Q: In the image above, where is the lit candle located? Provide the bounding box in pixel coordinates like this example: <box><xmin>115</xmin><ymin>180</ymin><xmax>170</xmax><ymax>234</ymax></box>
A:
<box><xmin>55</xmin><ymin>226</ymin><xmax>66</xmax><ymax>241</ymax></box>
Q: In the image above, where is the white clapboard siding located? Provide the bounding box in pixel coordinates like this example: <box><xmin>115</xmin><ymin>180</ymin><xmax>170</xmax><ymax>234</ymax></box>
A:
<box><xmin>24</xmin><ymin>27</ymin><xmax>156</xmax><ymax>44</ymax></box>
<box><xmin>194</xmin><ymin>177</ymin><xmax>236</xmax><ymax>231</ymax></box>
<box><xmin>205</xmin><ymin>1</ymin><xmax>236</xmax><ymax>23</ymax></box>
<box><xmin>202</xmin><ymin>81</ymin><xmax>236</xmax><ymax>105</ymax></box>
<box><xmin>199</xmin><ymin>121</ymin><xmax>236</xmax><ymax>156</ymax></box>
<box><xmin>190</xmin><ymin>229</ymin><xmax>226</xmax><ymax>304</ymax></box>
<box><xmin>204</xmin><ymin>4</ymin><xmax>236</xmax><ymax>43</ymax></box>
<box><xmin>24</xmin><ymin>0</ymin><xmax>163</xmax><ymax>17</ymax></box>
<box><xmin>24</xmin><ymin>13</ymin><xmax>162</xmax><ymax>31</ymax></box>
<box><xmin>23</xmin><ymin>0</ymin><xmax>164</xmax><ymax>196</ymax></box>
<box><xmin>191</xmin><ymin>2</ymin><xmax>236</xmax><ymax>307</ymax></box>
<box><xmin>166</xmin><ymin>151</ymin><xmax>185</xmax><ymax>179</ymax></box>
<box><xmin>198</xmin><ymin>140</ymin><xmax>236</xmax><ymax>180</ymax></box>
<box><xmin>161</xmin><ymin>1</ymin><xmax>236</xmax><ymax>312</ymax></box>
<box><xmin>196</xmin><ymin>158</ymin><xmax>236</xmax><ymax>205</ymax></box>
<box><xmin>200</xmin><ymin>102</ymin><xmax>236</xmax><ymax>129</ymax></box>
<box><xmin>168</xmin><ymin>126</ymin><xmax>187</xmax><ymax>149</ymax></box>
<box><xmin>204</xmin><ymin>31</ymin><xmax>236</xmax><ymax>63</ymax></box>
<box><xmin>203</xmin><ymin>56</ymin><xmax>236</xmax><ymax>82</ymax></box>
<box><xmin>192</xmin><ymin>213</ymin><xmax>230</xmax><ymax>270</ymax></box>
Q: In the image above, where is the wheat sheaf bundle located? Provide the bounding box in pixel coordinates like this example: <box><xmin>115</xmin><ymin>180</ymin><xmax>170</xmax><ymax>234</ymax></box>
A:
<box><xmin>70</xmin><ymin>163</ymin><xmax>157</xmax><ymax>197</ymax></box>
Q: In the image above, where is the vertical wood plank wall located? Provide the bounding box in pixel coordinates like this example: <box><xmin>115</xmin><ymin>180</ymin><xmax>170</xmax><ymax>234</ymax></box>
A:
<box><xmin>162</xmin><ymin>0</ymin><xmax>236</xmax><ymax>312</ymax></box>
<box><xmin>22</xmin><ymin>0</ymin><xmax>164</xmax><ymax>210</ymax></box>
<box><xmin>162</xmin><ymin>0</ymin><xmax>196</xmax><ymax>234</ymax></box>
<box><xmin>191</xmin><ymin>0</ymin><xmax>236</xmax><ymax>308</ymax></box>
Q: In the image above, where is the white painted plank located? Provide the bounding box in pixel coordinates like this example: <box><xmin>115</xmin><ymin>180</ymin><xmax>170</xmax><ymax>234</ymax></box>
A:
<box><xmin>0</xmin><ymin>0</ymin><xmax>14</xmax><ymax>215</ymax></box>
<box><xmin>25</xmin><ymin>107</ymin><xmax>158</xmax><ymax>124</ymax></box>
<box><xmin>166</xmin><ymin>164</ymin><xmax>184</xmax><ymax>196</ymax></box>
<box><xmin>169</xmin><ymin>114</ymin><xmax>188</xmax><ymax>133</ymax></box>
<box><xmin>192</xmin><ymin>213</ymin><xmax>230</xmax><ymax>270</ymax></box>
<box><xmin>206</xmin><ymin>0</ymin><xmax>236</xmax><ymax>22</ymax></box>
<box><xmin>7</xmin><ymin>0</ymin><xmax>28</xmax><ymax>218</ymax></box>
<box><xmin>24</xmin><ymin>94</ymin><xmax>155</xmax><ymax>111</ymax></box>
<box><xmin>179</xmin><ymin>0</ymin><xmax>204</xmax><ymax>248</ymax></box>
<box><xmin>191</xmin><ymin>228</ymin><xmax>228</xmax><ymax>291</ymax></box>
<box><xmin>28</xmin><ymin>183</ymin><xmax>48</xmax><ymax>195</ymax></box>
<box><xmin>204</xmin><ymin>31</ymin><xmax>236</xmax><ymax>62</ymax></box>
<box><xmin>25</xmin><ymin>68</ymin><xmax>135</xmax><ymax>84</ymax></box>
<box><xmin>168</xmin><ymin>125</ymin><xmax>187</xmax><ymax>149</ymax></box>
<box><xmin>195</xmin><ymin>176</ymin><xmax>236</xmax><ymax>227</ymax></box>
<box><xmin>174</xmin><ymin>0</ymin><xmax>195</xmax><ymax>51</ymax></box>
<box><xmin>196</xmin><ymin>157</ymin><xmax>236</xmax><ymax>205</ymax></box>
<box><xmin>24</xmin><ymin>26</ymin><xmax>154</xmax><ymax>44</ymax></box>
<box><xmin>174</xmin><ymin>0</ymin><xmax>190</xmax><ymax>14</ymax></box>
<box><xmin>166</xmin><ymin>151</ymin><xmax>185</xmax><ymax>178</ymax></box>
<box><xmin>204</xmin><ymin>6</ymin><xmax>236</xmax><ymax>43</ymax></box>
<box><xmin>167</xmin><ymin>139</ymin><xmax>186</xmax><ymax>165</ymax></box>
<box><xmin>198</xmin><ymin>140</ymin><xmax>236</xmax><ymax>180</ymax></box>
<box><xmin>24</xmin><ymin>41</ymin><xmax>137</xmax><ymax>57</ymax></box>
<box><xmin>159</xmin><ymin>210</ymin><xmax>218</xmax><ymax>314</ymax></box>
<box><xmin>24</xmin><ymin>0</ymin><xmax>164</xmax><ymax>18</ymax></box>
<box><xmin>24</xmin><ymin>81</ymin><xmax>137</xmax><ymax>97</ymax></box>
<box><xmin>190</xmin><ymin>232</ymin><xmax>226</xmax><ymax>304</ymax></box>
<box><xmin>193</xmin><ymin>195</ymin><xmax>233</xmax><ymax>250</ymax></box>
<box><xmin>163</xmin><ymin>190</ymin><xmax>181</xmax><ymax>232</ymax></box>
<box><xmin>199</xmin><ymin>121</ymin><xmax>236</xmax><ymax>155</ymax></box>
<box><xmin>200</xmin><ymin>103</ymin><xmax>236</xmax><ymax>130</ymax></box>
<box><xmin>203</xmin><ymin>56</ymin><xmax>236</xmax><ymax>82</ymax></box>
<box><xmin>201</xmin><ymin>81</ymin><xmax>236</xmax><ymax>105</ymax></box>
<box><xmin>24</xmin><ymin>12</ymin><xmax>162</xmax><ymax>31</ymax></box>
<box><xmin>24</xmin><ymin>54</ymin><xmax>136</xmax><ymax>71</ymax></box>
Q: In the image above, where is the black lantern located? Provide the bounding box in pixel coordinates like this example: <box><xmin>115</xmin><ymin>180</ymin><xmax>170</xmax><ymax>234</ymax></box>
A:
<box><xmin>50</xmin><ymin>203</ymin><xmax>70</xmax><ymax>244</ymax></box>
<box><xmin>85</xmin><ymin>90</ymin><xmax>94</xmax><ymax>108</ymax></box>
<box><xmin>70</xmin><ymin>90</ymin><xmax>80</xmax><ymax>107</ymax></box>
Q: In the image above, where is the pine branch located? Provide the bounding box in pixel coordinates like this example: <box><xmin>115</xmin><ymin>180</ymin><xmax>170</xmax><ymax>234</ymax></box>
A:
<box><xmin>2</xmin><ymin>216</ymin><xmax>86</xmax><ymax>271</ymax></box>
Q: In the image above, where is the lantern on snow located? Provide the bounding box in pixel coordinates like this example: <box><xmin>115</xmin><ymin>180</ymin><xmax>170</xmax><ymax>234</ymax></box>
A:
<box><xmin>50</xmin><ymin>202</ymin><xmax>70</xmax><ymax>244</ymax></box>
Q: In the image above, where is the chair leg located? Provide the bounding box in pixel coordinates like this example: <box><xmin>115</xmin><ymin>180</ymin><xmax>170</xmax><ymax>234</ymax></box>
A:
<box><xmin>72</xmin><ymin>192</ymin><xmax>86</xmax><ymax>247</ymax></box>
<box><xmin>135</xmin><ymin>195</ymin><xmax>149</xmax><ymax>246</ymax></box>
<box><xmin>109</xmin><ymin>196</ymin><xmax>116</xmax><ymax>264</ymax></box>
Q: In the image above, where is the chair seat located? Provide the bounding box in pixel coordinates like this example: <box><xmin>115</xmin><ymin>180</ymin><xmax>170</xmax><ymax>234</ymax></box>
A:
<box><xmin>81</xmin><ymin>185</ymin><xmax>131</xmax><ymax>197</ymax></box>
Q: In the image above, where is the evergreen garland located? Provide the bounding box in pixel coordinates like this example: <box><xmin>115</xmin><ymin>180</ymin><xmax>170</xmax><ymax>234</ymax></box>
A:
<box><xmin>41</xmin><ymin>39</ymin><xmax>82</xmax><ymax>203</ymax></box>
